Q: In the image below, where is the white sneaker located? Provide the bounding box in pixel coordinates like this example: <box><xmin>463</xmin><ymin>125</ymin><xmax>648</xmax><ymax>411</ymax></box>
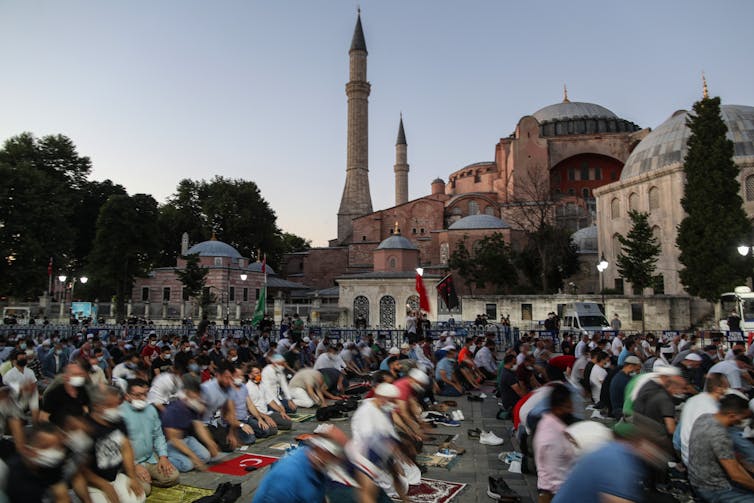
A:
<box><xmin>480</xmin><ymin>430</ymin><xmax>504</xmax><ymax>446</ymax></box>
<box><xmin>454</xmin><ymin>410</ymin><xmax>465</xmax><ymax>421</ymax></box>
<box><xmin>479</xmin><ymin>393</ymin><xmax>487</xmax><ymax>399</ymax></box>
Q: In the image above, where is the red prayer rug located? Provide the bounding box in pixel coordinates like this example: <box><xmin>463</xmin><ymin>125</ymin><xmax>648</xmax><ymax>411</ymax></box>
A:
<box><xmin>208</xmin><ymin>454</ymin><xmax>279</xmax><ymax>476</ymax></box>
<box><xmin>393</xmin><ymin>478</ymin><xmax>467</xmax><ymax>503</ymax></box>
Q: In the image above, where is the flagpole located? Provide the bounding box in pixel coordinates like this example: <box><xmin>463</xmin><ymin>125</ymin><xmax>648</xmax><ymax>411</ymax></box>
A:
<box><xmin>263</xmin><ymin>253</ymin><xmax>268</xmax><ymax>316</ymax></box>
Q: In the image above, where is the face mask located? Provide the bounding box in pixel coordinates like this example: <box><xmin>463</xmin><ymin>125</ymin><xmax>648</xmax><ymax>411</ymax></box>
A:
<box><xmin>230</xmin><ymin>356</ymin><xmax>238</xmax><ymax>362</ymax></box>
<box><xmin>19</xmin><ymin>343</ymin><xmax>27</xmax><ymax>350</ymax></box>
<box><xmin>185</xmin><ymin>398</ymin><xmax>205</xmax><ymax>413</ymax></box>
<box><xmin>149</xmin><ymin>341</ymin><xmax>156</xmax><ymax>347</ymax></box>
<box><xmin>69</xmin><ymin>376</ymin><xmax>86</xmax><ymax>387</ymax></box>
<box><xmin>17</xmin><ymin>359</ymin><xmax>27</xmax><ymax>367</ymax></box>
<box><xmin>233</xmin><ymin>378</ymin><xmax>244</xmax><ymax>386</ymax></box>
<box><xmin>252</xmin><ymin>375</ymin><xmax>261</xmax><ymax>384</ymax></box>
<box><xmin>526</xmin><ymin>366</ymin><xmax>534</xmax><ymax>371</ymax></box>
<box><xmin>101</xmin><ymin>408</ymin><xmax>121</xmax><ymax>423</ymax></box>
<box><xmin>604</xmin><ymin>363</ymin><xmax>611</xmax><ymax>369</ymax></box>
<box><xmin>65</xmin><ymin>430</ymin><xmax>93</xmax><ymax>454</ymax></box>
<box><xmin>188</xmin><ymin>363</ymin><xmax>200</xmax><ymax>373</ymax></box>
<box><xmin>32</xmin><ymin>447</ymin><xmax>66</xmax><ymax>468</ymax></box>
<box><xmin>25</xmin><ymin>349</ymin><xmax>35</xmax><ymax>357</ymax></box>
<box><xmin>163</xmin><ymin>353</ymin><xmax>171</xmax><ymax>360</ymax></box>
<box><xmin>739</xmin><ymin>418</ymin><xmax>751</xmax><ymax>428</ymax></box>
<box><xmin>55</xmin><ymin>349</ymin><xmax>63</xmax><ymax>356</ymax></box>
<box><xmin>183</xmin><ymin>347</ymin><xmax>191</xmax><ymax>353</ymax></box>
<box><xmin>629</xmin><ymin>371</ymin><xmax>639</xmax><ymax>376</ymax></box>
<box><xmin>380</xmin><ymin>403</ymin><xmax>396</xmax><ymax>414</ymax></box>
<box><xmin>125</xmin><ymin>362</ymin><xmax>137</xmax><ymax>370</ymax></box>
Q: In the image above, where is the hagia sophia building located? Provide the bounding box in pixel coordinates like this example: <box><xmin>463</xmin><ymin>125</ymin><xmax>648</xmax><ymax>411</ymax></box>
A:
<box><xmin>133</xmin><ymin>13</ymin><xmax>754</xmax><ymax>328</ymax></box>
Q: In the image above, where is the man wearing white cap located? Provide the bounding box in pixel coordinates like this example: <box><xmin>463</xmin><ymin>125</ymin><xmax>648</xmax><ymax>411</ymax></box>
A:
<box><xmin>633</xmin><ymin>365</ymin><xmax>686</xmax><ymax>436</ymax></box>
<box><xmin>349</xmin><ymin>382</ymin><xmax>410</xmax><ymax>502</ymax></box>
<box><xmin>379</xmin><ymin>346</ymin><xmax>401</xmax><ymax>372</ymax></box>
<box><xmin>261</xmin><ymin>354</ymin><xmax>296</xmax><ymax>414</ymax></box>
<box><xmin>675</xmin><ymin>352</ymin><xmax>704</xmax><ymax>391</ymax></box>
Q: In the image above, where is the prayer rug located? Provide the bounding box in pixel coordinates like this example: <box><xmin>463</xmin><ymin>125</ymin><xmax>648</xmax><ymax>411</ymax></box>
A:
<box><xmin>269</xmin><ymin>441</ymin><xmax>297</xmax><ymax>450</ymax></box>
<box><xmin>146</xmin><ymin>484</ymin><xmax>214</xmax><ymax>503</ymax></box>
<box><xmin>208</xmin><ymin>453</ymin><xmax>279</xmax><ymax>476</ymax></box>
<box><xmin>392</xmin><ymin>478</ymin><xmax>466</xmax><ymax>503</ymax></box>
<box><xmin>289</xmin><ymin>412</ymin><xmax>316</xmax><ymax>422</ymax></box>
<box><xmin>415</xmin><ymin>453</ymin><xmax>458</xmax><ymax>470</ymax></box>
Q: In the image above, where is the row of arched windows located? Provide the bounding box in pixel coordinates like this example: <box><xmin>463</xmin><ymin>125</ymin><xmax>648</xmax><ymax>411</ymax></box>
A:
<box><xmin>611</xmin><ymin>186</ymin><xmax>661</xmax><ymax>219</ymax></box>
<box><xmin>353</xmin><ymin>295</ymin><xmax>420</xmax><ymax>328</ymax></box>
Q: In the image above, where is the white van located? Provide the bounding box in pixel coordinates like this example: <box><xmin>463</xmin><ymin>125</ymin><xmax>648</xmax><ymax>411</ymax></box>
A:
<box><xmin>561</xmin><ymin>302</ymin><xmax>610</xmax><ymax>336</ymax></box>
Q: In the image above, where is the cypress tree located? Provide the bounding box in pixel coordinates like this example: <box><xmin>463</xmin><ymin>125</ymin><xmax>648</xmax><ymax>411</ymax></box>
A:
<box><xmin>677</xmin><ymin>95</ymin><xmax>752</xmax><ymax>302</ymax></box>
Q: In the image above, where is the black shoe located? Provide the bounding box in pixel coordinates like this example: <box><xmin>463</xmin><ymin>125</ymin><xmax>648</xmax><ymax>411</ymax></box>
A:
<box><xmin>487</xmin><ymin>477</ymin><xmax>521</xmax><ymax>502</ymax></box>
<box><xmin>468</xmin><ymin>395</ymin><xmax>483</xmax><ymax>402</ymax></box>
<box><xmin>468</xmin><ymin>428</ymin><xmax>482</xmax><ymax>438</ymax></box>
<box><xmin>219</xmin><ymin>482</ymin><xmax>242</xmax><ymax>503</ymax></box>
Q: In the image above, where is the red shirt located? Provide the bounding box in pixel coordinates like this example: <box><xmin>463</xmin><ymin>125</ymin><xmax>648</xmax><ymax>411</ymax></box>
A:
<box><xmin>140</xmin><ymin>343</ymin><xmax>160</xmax><ymax>358</ymax></box>
<box><xmin>393</xmin><ymin>377</ymin><xmax>415</xmax><ymax>401</ymax></box>
<box><xmin>548</xmin><ymin>355</ymin><xmax>576</xmax><ymax>372</ymax></box>
<box><xmin>458</xmin><ymin>346</ymin><xmax>472</xmax><ymax>363</ymax></box>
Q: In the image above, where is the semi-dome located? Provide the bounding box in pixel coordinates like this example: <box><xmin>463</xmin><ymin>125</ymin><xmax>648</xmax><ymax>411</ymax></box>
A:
<box><xmin>186</xmin><ymin>239</ymin><xmax>242</xmax><ymax>259</ymax></box>
<box><xmin>448</xmin><ymin>214</ymin><xmax>510</xmax><ymax>230</ymax></box>
<box><xmin>377</xmin><ymin>235</ymin><xmax>417</xmax><ymax>250</ymax></box>
<box><xmin>621</xmin><ymin>104</ymin><xmax>754</xmax><ymax>181</ymax></box>
<box><xmin>247</xmin><ymin>261</ymin><xmax>276</xmax><ymax>276</ymax></box>
<box><xmin>571</xmin><ymin>225</ymin><xmax>598</xmax><ymax>253</ymax></box>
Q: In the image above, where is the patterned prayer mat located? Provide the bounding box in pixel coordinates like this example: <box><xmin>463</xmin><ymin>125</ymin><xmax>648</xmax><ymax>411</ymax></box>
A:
<box><xmin>416</xmin><ymin>453</ymin><xmax>459</xmax><ymax>470</ymax></box>
<box><xmin>289</xmin><ymin>412</ymin><xmax>316</xmax><ymax>422</ymax></box>
<box><xmin>208</xmin><ymin>453</ymin><xmax>279</xmax><ymax>476</ymax></box>
<box><xmin>393</xmin><ymin>478</ymin><xmax>467</xmax><ymax>503</ymax></box>
<box><xmin>146</xmin><ymin>484</ymin><xmax>214</xmax><ymax>503</ymax></box>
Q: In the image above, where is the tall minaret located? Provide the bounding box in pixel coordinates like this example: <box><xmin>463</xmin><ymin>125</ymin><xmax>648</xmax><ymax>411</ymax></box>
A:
<box><xmin>394</xmin><ymin>114</ymin><xmax>409</xmax><ymax>205</ymax></box>
<box><xmin>337</xmin><ymin>10</ymin><xmax>373</xmax><ymax>244</ymax></box>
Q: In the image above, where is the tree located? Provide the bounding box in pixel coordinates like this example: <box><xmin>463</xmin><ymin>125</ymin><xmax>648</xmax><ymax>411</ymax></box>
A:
<box><xmin>280</xmin><ymin>232</ymin><xmax>312</xmax><ymax>254</ymax></box>
<box><xmin>175</xmin><ymin>253</ymin><xmax>208</xmax><ymax>316</ymax></box>
<box><xmin>677</xmin><ymin>95</ymin><xmax>752</xmax><ymax>302</ymax></box>
<box><xmin>517</xmin><ymin>225</ymin><xmax>580</xmax><ymax>293</ymax></box>
<box><xmin>86</xmin><ymin>194</ymin><xmax>160</xmax><ymax>320</ymax></box>
<box><xmin>617</xmin><ymin>210</ymin><xmax>660</xmax><ymax>334</ymax></box>
<box><xmin>0</xmin><ymin>133</ymin><xmax>93</xmax><ymax>299</ymax></box>
<box><xmin>448</xmin><ymin>233</ymin><xmax>517</xmax><ymax>293</ymax></box>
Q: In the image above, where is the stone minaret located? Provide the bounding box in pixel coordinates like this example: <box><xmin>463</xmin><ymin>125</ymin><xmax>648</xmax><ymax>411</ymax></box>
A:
<box><xmin>180</xmin><ymin>232</ymin><xmax>189</xmax><ymax>255</ymax></box>
<box><xmin>337</xmin><ymin>11</ymin><xmax>373</xmax><ymax>244</ymax></box>
<box><xmin>394</xmin><ymin>114</ymin><xmax>409</xmax><ymax>206</ymax></box>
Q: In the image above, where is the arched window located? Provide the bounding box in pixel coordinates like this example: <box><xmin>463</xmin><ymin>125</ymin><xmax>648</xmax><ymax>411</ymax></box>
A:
<box><xmin>452</xmin><ymin>207</ymin><xmax>462</xmax><ymax>216</ymax></box>
<box><xmin>648</xmin><ymin>186</ymin><xmax>660</xmax><ymax>210</ymax></box>
<box><xmin>628</xmin><ymin>192</ymin><xmax>639</xmax><ymax>211</ymax></box>
<box><xmin>379</xmin><ymin>296</ymin><xmax>396</xmax><ymax>328</ymax></box>
<box><xmin>746</xmin><ymin>175</ymin><xmax>754</xmax><ymax>202</ymax></box>
<box><xmin>485</xmin><ymin>206</ymin><xmax>496</xmax><ymax>216</ymax></box>
<box><xmin>468</xmin><ymin>201</ymin><xmax>479</xmax><ymax>215</ymax></box>
<box><xmin>353</xmin><ymin>296</ymin><xmax>369</xmax><ymax>325</ymax></box>
<box><xmin>388</xmin><ymin>257</ymin><xmax>397</xmax><ymax>269</ymax></box>
<box><xmin>611</xmin><ymin>198</ymin><xmax>620</xmax><ymax>219</ymax></box>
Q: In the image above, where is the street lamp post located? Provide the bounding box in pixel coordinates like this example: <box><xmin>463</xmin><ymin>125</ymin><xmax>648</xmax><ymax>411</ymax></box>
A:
<box><xmin>597</xmin><ymin>254</ymin><xmax>609</xmax><ymax>314</ymax></box>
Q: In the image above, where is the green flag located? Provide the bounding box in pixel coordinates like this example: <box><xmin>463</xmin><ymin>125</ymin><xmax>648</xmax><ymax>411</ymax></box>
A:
<box><xmin>251</xmin><ymin>286</ymin><xmax>266</xmax><ymax>327</ymax></box>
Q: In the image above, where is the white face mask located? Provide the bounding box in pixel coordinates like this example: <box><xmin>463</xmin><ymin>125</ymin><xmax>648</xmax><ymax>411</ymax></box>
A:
<box><xmin>68</xmin><ymin>376</ymin><xmax>86</xmax><ymax>387</ymax></box>
<box><xmin>65</xmin><ymin>430</ymin><xmax>93</xmax><ymax>454</ymax></box>
<box><xmin>380</xmin><ymin>403</ymin><xmax>396</xmax><ymax>414</ymax></box>
<box><xmin>230</xmin><ymin>356</ymin><xmax>238</xmax><ymax>362</ymax></box>
<box><xmin>101</xmin><ymin>408</ymin><xmax>121</xmax><ymax>423</ymax></box>
<box><xmin>163</xmin><ymin>353</ymin><xmax>172</xmax><ymax>359</ymax></box>
<box><xmin>32</xmin><ymin>447</ymin><xmax>66</xmax><ymax>467</ymax></box>
<box><xmin>233</xmin><ymin>378</ymin><xmax>244</xmax><ymax>386</ymax></box>
<box><xmin>130</xmin><ymin>399</ymin><xmax>148</xmax><ymax>411</ymax></box>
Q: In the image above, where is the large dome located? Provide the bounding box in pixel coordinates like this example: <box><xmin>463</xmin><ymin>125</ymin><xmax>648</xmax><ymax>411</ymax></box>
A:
<box><xmin>533</xmin><ymin>101</ymin><xmax>618</xmax><ymax>124</ymax></box>
<box><xmin>377</xmin><ymin>235</ymin><xmax>417</xmax><ymax>250</ymax></box>
<box><xmin>621</xmin><ymin>104</ymin><xmax>754</xmax><ymax>180</ymax></box>
<box><xmin>186</xmin><ymin>239</ymin><xmax>242</xmax><ymax>259</ymax></box>
<box><xmin>448</xmin><ymin>214</ymin><xmax>510</xmax><ymax>230</ymax></box>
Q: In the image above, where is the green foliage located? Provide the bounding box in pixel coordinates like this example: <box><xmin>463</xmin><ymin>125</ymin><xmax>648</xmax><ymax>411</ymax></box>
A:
<box><xmin>517</xmin><ymin>225</ymin><xmax>580</xmax><ymax>293</ymax></box>
<box><xmin>175</xmin><ymin>253</ymin><xmax>208</xmax><ymax>300</ymax></box>
<box><xmin>280</xmin><ymin>232</ymin><xmax>312</xmax><ymax>254</ymax></box>
<box><xmin>86</xmin><ymin>194</ymin><xmax>160</xmax><ymax>320</ymax></box>
<box><xmin>448</xmin><ymin>233</ymin><xmax>517</xmax><ymax>293</ymax></box>
<box><xmin>677</xmin><ymin>96</ymin><xmax>752</xmax><ymax>301</ymax></box>
<box><xmin>616</xmin><ymin>210</ymin><xmax>660</xmax><ymax>293</ymax></box>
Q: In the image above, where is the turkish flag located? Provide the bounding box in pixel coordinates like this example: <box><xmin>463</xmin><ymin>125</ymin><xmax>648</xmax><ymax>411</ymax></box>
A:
<box><xmin>47</xmin><ymin>257</ymin><xmax>53</xmax><ymax>276</ymax></box>
<box><xmin>415</xmin><ymin>273</ymin><xmax>430</xmax><ymax>313</ymax></box>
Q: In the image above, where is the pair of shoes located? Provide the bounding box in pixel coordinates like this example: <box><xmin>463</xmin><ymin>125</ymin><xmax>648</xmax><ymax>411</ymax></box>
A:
<box><xmin>468</xmin><ymin>428</ymin><xmax>482</xmax><ymax>438</ymax></box>
<box><xmin>480</xmin><ymin>430</ymin><xmax>504</xmax><ymax>446</ymax></box>
<box><xmin>435</xmin><ymin>417</ymin><xmax>461</xmax><ymax>427</ymax></box>
<box><xmin>498</xmin><ymin>451</ymin><xmax>522</xmax><ymax>464</ymax></box>
<box><xmin>439</xmin><ymin>441</ymin><xmax>465</xmax><ymax>455</ymax></box>
<box><xmin>487</xmin><ymin>476</ymin><xmax>521</xmax><ymax>501</ymax></box>
<box><xmin>194</xmin><ymin>482</ymin><xmax>243</xmax><ymax>503</ymax></box>
<box><xmin>451</xmin><ymin>410</ymin><xmax>464</xmax><ymax>421</ymax></box>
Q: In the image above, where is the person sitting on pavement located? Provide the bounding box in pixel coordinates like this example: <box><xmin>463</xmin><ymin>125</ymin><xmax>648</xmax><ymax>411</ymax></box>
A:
<box><xmin>589</xmin><ymin>350</ymin><xmax>611</xmax><ymax>406</ymax></box>
<box><xmin>516</xmin><ymin>353</ymin><xmax>542</xmax><ymax>394</ymax></box>
<box><xmin>161</xmin><ymin>379</ymin><xmax>222</xmax><ymax>472</ymax></box>
<box><xmin>288</xmin><ymin>366</ymin><xmax>339</xmax><ymax>408</ymax></box>
<box><xmin>633</xmin><ymin>365</ymin><xmax>686</xmax><ymax>438</ymax></box>
<box><xmin>609</xmin><ymin>355</ymin><xmax>643</xmax><ymax>419</ymax></box>
<box><xmin>498</xmin><ymin>354</ymin><xmax>526</xmax><ymax>412</ymax></box>
<box><xmin>82</xmin><ymin>385</ymin><xmax>145</xmax><ymax>503</ymax></box>
<box><xmin>261</xmin><ymin>353</ymin><xmax>297</xmax><ymax>415</ymax></box>
<box><xmin>199</xmin><ymin>362</ymin><xmax>242</xmax><ymax>452</ymax></box>
<box><xmin>119</xmin><ymin>379</ymin><xmax>179</xmax><ymax>495</ymax></box>
<box><xmin>709</xmin><ymin>354</ymin><xmax>753</xmax><ymax>393</ymax></box>
<box><xmin>687</xmin><ymin>393</ymin><xmax>754</xmax><ymax>500</ymax></box>
<box><xmin>676</xmin><ymin>372</ymin><xmax>729</xmax><ymax>465</ymax></box>
<box><xmin>146</xmin><ymin>362</ymin><xmax>184</xmax><ymax>414</ymax></box>
<box><xmin>4</xmin><ymin>349</ymin><xmax>40</xmax><ymax>425</ymax></box>
<box><xmin>435</xmin><ymin>347</ymin><xmax>464</xmax><ymax>396</ymax></box>
<box><xmin>226</xmin><ymin>366</ymin><xmax>279</xmax><ymax>444</ymax></box>
<box><xmin>40</xmin><ymin>362</ymin><xmax>90</xmax><ymax>428</ymax></box>
<box><xmin>474</xmin><ymin>339</ymin><xmax>498</xmax><ymax>381</ymax></box>
<box><xmin>245</xmin><ymin>366</ymin><xmax>292</xmax><ymax>430</ymax></box>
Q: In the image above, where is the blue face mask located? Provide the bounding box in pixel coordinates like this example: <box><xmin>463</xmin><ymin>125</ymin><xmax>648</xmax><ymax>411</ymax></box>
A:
<box><xmin>188</xmin><ymin>363</ymin><xmax>200</xmax><ymax>373</ymax></box>
<box><xmin>19</xmin><ymin>343</ymin><xmax>27</xmax><ymax>350</ymax></box>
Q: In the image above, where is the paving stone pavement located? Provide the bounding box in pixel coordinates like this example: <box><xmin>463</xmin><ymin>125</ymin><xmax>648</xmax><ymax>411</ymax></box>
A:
<box><xmin>176</xmin><ymin>394</ymin><xmax>539</xmax><ymax>502</ymax></box>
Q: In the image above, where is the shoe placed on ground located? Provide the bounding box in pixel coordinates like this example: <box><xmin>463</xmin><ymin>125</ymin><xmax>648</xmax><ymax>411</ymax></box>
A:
<box><xmin>468</xmin><ymin>428</ymin><xmax>482</xmax><ymax>438</ymax></box>
<box><xmin>219</xmin><ymin>482</ymin><xmax>242</xmax><ymax>503</ymax></box>
<box><xmin>487</xmin><ymin>476</ymin><xmax>521</xmax><ymax>501</ymax></box>
<box><xmin>455</xmin><ymin>410</ymin><xmax>465</xmax><ymax>420</ymax></box>
<box><xmin>441</xmin><ymin>400</ymin><xmax>458</xmax><ymax>407</ymax></box>
<box><xmin>439</xmin><ymin>441</ymin><xmax>465</xmax><ymax>455</ymax></box>
<box><xmin>467</xmin><ymin>394</ymin><xmax>483</xmax><ymax>402</ymax></box>
<box><xmin>479</xmin><ymin>393</ymin><xmax>487</xmax><ymax>399</ymax></box>
<box><xmin>480</xmin><ymin>430</ymin><xmax>504</xmax><ymax>446</ymax></box>
<box><xmin>498</xmin><ymin>451</ymin><xmax>523</xmax><ymax>464</ymax></box>
<box><xmin>435</xmin><ymin>417</ymin><xmax>461</xmax><ymax>427</ymax></box>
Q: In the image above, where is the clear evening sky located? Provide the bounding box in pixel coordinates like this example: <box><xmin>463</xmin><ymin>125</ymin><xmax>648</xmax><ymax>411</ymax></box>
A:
<box><xmin>2</xmin><ymin>1</ymin><xmax>753</xmax><ymax>246</ymax></box>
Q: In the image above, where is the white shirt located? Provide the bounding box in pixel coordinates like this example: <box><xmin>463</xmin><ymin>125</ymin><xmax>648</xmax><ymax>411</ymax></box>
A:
<box><xmin>611</xmin><ymin>337</ymin><xmax>624</xmax><ymax>357</ymax></box>
<box><xmin>245</xmin><ymin>381</ymin><xmax>271</xmax><ymax>414</ymax></box>
<box><xmin>679</xmin><ymin>392</ymin><xmax>718</xmax><ymax>464</ymax></box>
<box><xmin>574</xmin><ymin>341</ymin><xmax>588</xmax><ymax>359</ymax></box>
<box><xmin>277</xmin><ymin>338</ymin><xmax>292</xmax><ymax>353</ymax></box>
<box><xmin>474</xmin><ymin>346</ymin><xmax>496</xmax><ymax>374</ymax></box>
<box><xmin>4</xmin><ymin>366</ymin><xmax>39</xmax><ymax>411</ymax></box>
<box><xmin>515</xmin><ymin>352</ymin><xmax>527</xmax><ymax>367</ymax></box>
<box><xmin>314</xmin><ymin>353</ymin><xmax>343</xmax><ymax>371</ymax></box>
<box><xmin>570</xmin><ymin>356</ymin><xmax>589</xmax><ymax>383</ymax></box>
<box><xmin>590</xmin><ymin>365</ymin><xmax>607</xmax><ymax>403</ymax></box>
<box><xmin>708</xmin><ymin>360</ymin><xmax>743</xmax><ymax>389</ymax></box>
<box><xmin>147</xmin><ymin>372</ymin><xmax>182</xmax><ymax>406</ymax></box>
<box><xmin>351</xmin><ymin>399</ymin><xmax>397</xmax><ymax>445</ymax></box>
<box><xmin>260</xmin><ymin>364</ymin><xmax>291</xmax><ymax>403</ymax></box>
<box><xmin>315</xmin><ymin>341</ymin><xmax>328</xmax><ymax>358</ymax></box>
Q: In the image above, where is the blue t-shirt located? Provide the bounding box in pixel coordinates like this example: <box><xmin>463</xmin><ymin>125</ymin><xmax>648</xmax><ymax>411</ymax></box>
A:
<box><xmin>617</xmin><ymin>348</ymin><xmax>631</xmax><ymax>366</ymax></box>
<box><xmin>252</xmin><ymin>446</ymin><xmax>325</xmax><ymax>503</ymax></box>
<box><xmin>161</xmin><ymin>400</ymin><xmax>200</xmax><ymax>436</ymax></box>
<box><xmin>201</xmin><ymin>379</ymin><xmax>230</xmax><ymax>422</ymax></box>
<box><xmin>435</xmin><ymin>357</ymin><xmax>455</xmax><ymax>383</ymax></box>
<box><xmin>553</xmin><ymin>442</ymin><xmax>644</xmax><ymax>503</ymax></box>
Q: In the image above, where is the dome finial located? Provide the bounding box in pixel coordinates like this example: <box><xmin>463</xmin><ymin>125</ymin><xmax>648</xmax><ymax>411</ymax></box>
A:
<box><xmin>563</xmin><ymin>83</ymin><xmax>570</xmax><ymax>103</ymax></box>
<box><xmin>210</xmin><ymin>230</ymin><xmax>217</xmax><ymax>241</ymax></box>
<box><xmin>394</xmin><ymin>221</ymin><xmax>400</xmax><ymax>235</ymax></box>
<box><xmin>702</xmin><ymin>71</ymin><xmax>709</xmax><ymax>99</ymax></box>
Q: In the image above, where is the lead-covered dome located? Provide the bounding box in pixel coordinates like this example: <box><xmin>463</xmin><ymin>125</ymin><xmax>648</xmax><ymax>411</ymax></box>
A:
<box><xmin>448</xmin><ymin>214</ymin><xmax>509</xmax><ymax>230</ymax></box>
<box><xmin>621</xmin><ymin>104</ymin><xmax>754</xmax><ymax>180</ymax></box>
<box><xmin>571</xmin><ymin>226</ymin><xmax>598</xmax><ymax>253</ymax></box>
<box><xmin>377</xmin><ymin>235</ymin><xmax>417</xmax><ymax>250</ymax></box>
<box><xmin>532</xmin><ymin>100</ymin><xmax>640</xmax><ymax>137</ymax></box>
<box><xmin>186</xmin><ymin>239</ymin><xmax>242</xmax><ymax>259</ymax></box>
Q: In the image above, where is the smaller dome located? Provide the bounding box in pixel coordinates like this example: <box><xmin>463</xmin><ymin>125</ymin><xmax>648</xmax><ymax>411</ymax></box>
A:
<box><xmin>448</xmin><ymin>214</ymin><xmax>509</xmax><ymax>230</ymax></box>
<box><xmin>432</xmin><ymin>178</ymin><xmax>445</xmax><ymax>184</ymax></box>
<box><xmin>186</xmin><ymin>239</ymin><xmax>242</xmax><ymax>259</ymax></box>
<box><xmin>377</xmin><ymin>235</ymin><xmax>417</xmax><ymax>250</ymax></box>
<box><xmin>247</xmin><ymin>261</ymin><xmax>276</xmax><ymax>276</ymax></box>
<box><xmin>571</xmin><ymin>226</ymin><xmax>598</xmax><ymax>253</ymax></box>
